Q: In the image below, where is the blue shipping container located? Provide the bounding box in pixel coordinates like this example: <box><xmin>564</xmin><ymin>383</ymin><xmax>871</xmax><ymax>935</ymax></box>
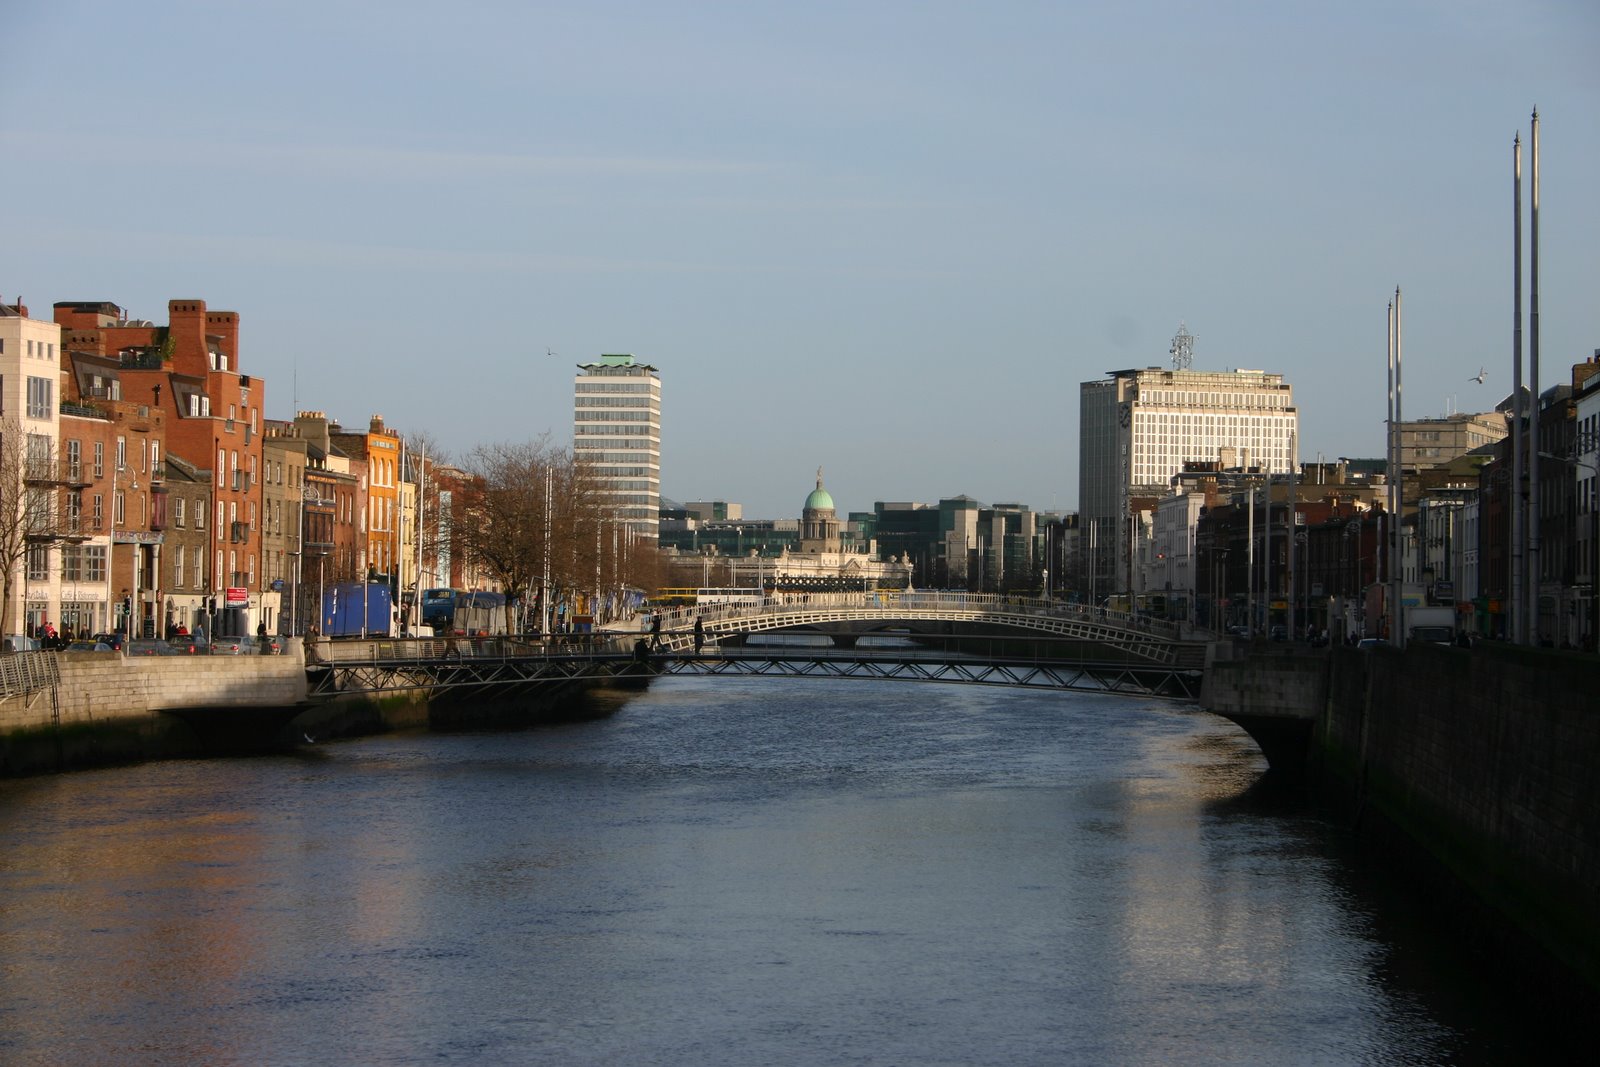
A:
<box><xmin>321</xmin><ymin>582</ymin><xmax>394</xmax><ymax>637</ymax></box>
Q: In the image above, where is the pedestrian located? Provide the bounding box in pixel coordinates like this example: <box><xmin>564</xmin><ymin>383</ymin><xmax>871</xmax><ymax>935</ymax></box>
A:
<box><xmin>650</xmin><ymin>612</ymin><xmax>663</xmax><ymax>650</ymax></box>
<box><xmin>694</xmin><ymin>616</ymin><xmax>705</xmax><ymax>655</ymax></box>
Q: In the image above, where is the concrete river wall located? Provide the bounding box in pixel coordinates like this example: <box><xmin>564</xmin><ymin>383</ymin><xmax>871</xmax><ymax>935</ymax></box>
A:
<box><xmin>1204</xmin><ymin>641</ymin><xmax>1600</xmax><ymax>999</ymax></box>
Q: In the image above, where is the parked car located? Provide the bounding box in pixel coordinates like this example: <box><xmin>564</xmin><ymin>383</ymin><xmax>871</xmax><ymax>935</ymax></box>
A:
<box><xmin>1356</xmin><ymin>638</ymin><xmax>1390</xmax><ymax>652</ymax></box>
<box><xmin>126</xmin><ymin>639</ymin><xmax>179</xmax><ymax>656</ymax></box>
<box><xmin>210</xmin><ymin>634</ymin><xmax>282</xmax><ymax>655</ymax></box>
<box><xmin>64</xmin><ymin>640</ymin><xmax>115</xmax><ymax>652</ymax></box>
<box><xmin>1269</xmin><ymin>625</ymin><xmax>1287</xmax><ymax>642</ymax></box>
<box><xmin>1</xmin><ymin>635</ymin><xmax>41</xmax><ymax>653</ymax></box>
<box><xmin>167</xmin><ymin>634</ymin><xmax>211</xmax><ymax>655</ymax></box>
<box><xmin>93</xmin><ymin>632</ymin><xmax>126</xmax><ymax>651</ymax></box>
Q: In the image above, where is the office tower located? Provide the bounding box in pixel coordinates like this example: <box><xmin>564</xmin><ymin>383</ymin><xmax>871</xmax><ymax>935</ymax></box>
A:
<box><xmin>1080</xmin><ymin>366</ymin><xmax>1298</xmax><ymax>594</ymax></box>
<box><xmin>573</xmin><ymin>353</ymin><xmax>661</xmax><ymax>538</ymax></box>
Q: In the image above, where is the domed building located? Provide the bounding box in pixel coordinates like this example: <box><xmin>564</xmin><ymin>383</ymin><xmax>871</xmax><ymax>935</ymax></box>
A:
<box><xmin>766</xmin><ymin>469</ymin><xmax>913</xmax><ymax>592</ymax></box>
<box><xmin>658</xmin><ymin>469</ymin><xmax>915</xmax><ymax>592</ymax></box>
<box><xmin>798</xmin><ymin>468</ymin><xmax>842</xmax><ymax>553</ymax></box>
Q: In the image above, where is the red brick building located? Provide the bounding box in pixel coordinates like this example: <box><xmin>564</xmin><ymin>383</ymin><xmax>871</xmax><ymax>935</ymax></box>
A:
<box><xmin>55</xmin><ymin>299</ymin><xmax>267</xmax><ymax>635</ymax></box>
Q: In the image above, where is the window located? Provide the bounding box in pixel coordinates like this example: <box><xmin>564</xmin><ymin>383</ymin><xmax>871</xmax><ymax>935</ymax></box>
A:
<box><xmin>63</xmin><ymin>545</ymin><xmax>106</xmax><ymax>583</ymax></box>
<box><xmin>175</xmin><ymin>548</ymin><xmax>185</xmax><ymax>587</ymax></box>
<box><xmin>195</xmin><ymin>499</ymin><xmax>205</xmax><ymax>530</ymax></box>
<box><xmin>116</xmin><ymin>436</ymin><xmax>127</xmax><ymax>472</ymax></box>
<box><xmin>67</xmin><ymin>440</ymin><xmax>82</xmax><ymax>481</ymax></box>
<box><xmin>26</xmin><ymin>544</ymin><xmax>48</xmax><ymax>582</ymax></box>
<box><xmin>115</xmin><ymin>490</ymin><xmax>125</xmax><ymax>526</ymax></box>
<box><xmin>26</xmin><ymin>376</ymin><xmax>52</xmax><ymax>419</ymax></box>
<box><xmin>174</xmin><ymin>497</ymin><xmax>186</xmax><ymax>527</ymax></box>
<box><xmin>92</xmin><ymin>494</ymin><xmax>103</xmax><ymax>528</ymax></box>
<box><xmin>94</xmin><ymin>442</ymin><xmax>104</xmax><ymax>479</ymax></box>
<box><xmin>193</xmin><ymin>546</ymin><xmax>203</xmax><ymax>587</ymax></box>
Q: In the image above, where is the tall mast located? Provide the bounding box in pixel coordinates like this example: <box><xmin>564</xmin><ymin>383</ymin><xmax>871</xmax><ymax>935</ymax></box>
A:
<box><xmin>1527</xmin><ymin>108</ymin><xmax>1542</xmax><ymax>644</ymax></box>
<box><xmin>1511</xmin><ymin>132</ymin><xmax>1524</xmax><ymax>643</ymax></box>
<box><xmin>1386</xmin><ymin>298</ymin><xmax>1395</xmax><ymax>637</ymax></box>
<box><xmin>1393</xmin><ymin>287</ymin><xmax>1405</xmax><ymax>648</ymax></box>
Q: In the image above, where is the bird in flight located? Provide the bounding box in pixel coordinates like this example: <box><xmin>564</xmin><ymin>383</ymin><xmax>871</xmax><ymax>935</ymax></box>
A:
<box><xmin>1469</xmin><ymin>367</ymin><xmax>1487</xmax><ymax>384</ymax></box>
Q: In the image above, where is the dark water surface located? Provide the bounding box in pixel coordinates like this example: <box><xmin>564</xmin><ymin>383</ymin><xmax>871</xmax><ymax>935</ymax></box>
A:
<box><xmin>0</xmin><ymin>679</ymin><xmax>1561</xmax><ymax>1064</ymax></box>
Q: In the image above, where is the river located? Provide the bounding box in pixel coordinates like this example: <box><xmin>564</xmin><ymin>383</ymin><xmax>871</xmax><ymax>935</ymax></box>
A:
<box><xmin>0</xmin><ymin>677</ymin><xmax>1573</xmax><ymax>1064</ymax></box>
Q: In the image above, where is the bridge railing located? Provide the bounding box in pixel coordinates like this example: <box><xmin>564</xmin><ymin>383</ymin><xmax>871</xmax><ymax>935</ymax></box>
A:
<box><xmin>310</xmin><ymin>632</ymin><xmax>640</xmax><ymax>665</ymax></box>
<box><xmin>641</xmin><ymin>591</ymin><xmax>1181</xmax><ymax>640</ymax></box>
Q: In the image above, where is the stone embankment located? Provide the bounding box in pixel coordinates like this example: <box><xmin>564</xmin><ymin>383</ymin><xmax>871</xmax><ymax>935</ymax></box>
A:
<box><xmin>0</xmin><ymin>643</ymin><xmax>314</xmax><ymax>775</ymax></box>
<box><xmin>1204</xmin><ymin>640</ymin><xmax>1600</xmax><ymax>1001</ymax></box>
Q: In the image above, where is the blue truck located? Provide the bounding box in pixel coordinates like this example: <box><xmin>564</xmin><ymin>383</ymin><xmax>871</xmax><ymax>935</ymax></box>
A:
<box><xmin>321</xmin><ymin>582</ymin><xmax>396</xmax><ymax>638</ymax></box>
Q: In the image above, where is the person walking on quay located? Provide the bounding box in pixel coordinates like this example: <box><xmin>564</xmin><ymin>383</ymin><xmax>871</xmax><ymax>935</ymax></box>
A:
<box><xmin>650</xmin><ymin>612</ymin><xmax>663</xmax><ymax>650</ymax></box>
<box><xmin>694</xmin><ymin>616</ymin><xmax>705</xmax><ymax>656</ymax></box>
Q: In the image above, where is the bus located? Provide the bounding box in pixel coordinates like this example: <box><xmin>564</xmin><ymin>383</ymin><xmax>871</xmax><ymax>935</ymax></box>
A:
<box><xmin>420</xmin><ymin>588</ymin><xmax>459</xmax><ymax>629</ymax></box>
<box><xmin>695</xmin><ymin>587</ymin><xmax>764</xmax><ymax>607</ymax></box>
<box><xmin>648</xmin><ymin>588</ymin><xmax>699</xmax><ymax>608</ymax></box>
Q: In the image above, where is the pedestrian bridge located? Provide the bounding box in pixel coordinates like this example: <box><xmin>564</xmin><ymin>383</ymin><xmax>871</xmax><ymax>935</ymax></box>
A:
<box><xmin>307</xmin><ymin>592</ymin><xmax>1210</xmax><ymax>702</ymax></box>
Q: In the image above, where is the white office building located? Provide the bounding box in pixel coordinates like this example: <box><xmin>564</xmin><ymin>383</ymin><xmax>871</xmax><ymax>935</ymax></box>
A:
<box><xmin>573</xmin><ymin>353</ymin><xmax>661</xmax><ymax>538</ymax></box>
<box><xmin>1080</xmin><ymin>366</ymin><xmax>1298</xmax><ymax>593</ymax></box>
<box><xmin>0</xmin><ymin>300</ymin><xmax>67</xmax><ymax>637</ymax></box>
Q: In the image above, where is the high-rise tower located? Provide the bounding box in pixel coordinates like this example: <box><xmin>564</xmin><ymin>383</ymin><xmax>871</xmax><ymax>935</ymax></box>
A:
<box><xmin>1079</xmin><ymin>364</ymin><xmax>1298</xmax><ymax>596</ymax></box>
<box><xmin>573</xmin><ymin>353</ymin><xmax>661</xmax><ymax>538</ymax></box>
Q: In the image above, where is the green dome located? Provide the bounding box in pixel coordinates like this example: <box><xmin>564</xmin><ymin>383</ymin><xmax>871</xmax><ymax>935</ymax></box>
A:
<box><xmin>800</xmin><ymin>467</ymin><xmax>838</xmax><ymax>511</ymax></box>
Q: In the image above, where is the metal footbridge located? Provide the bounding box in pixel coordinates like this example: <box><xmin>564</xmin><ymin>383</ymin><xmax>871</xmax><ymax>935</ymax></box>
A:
<box><xmin>306</xmin><ymin>593</ymin><xmax>1209</xmax><ymax>702</ymax></box>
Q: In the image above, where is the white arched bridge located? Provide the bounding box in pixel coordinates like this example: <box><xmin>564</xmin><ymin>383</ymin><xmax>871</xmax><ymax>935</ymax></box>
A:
<box><xmin>308</xmin><ymin>592</ymin><xmax>1211</xmax><ymax>703</ymax></box>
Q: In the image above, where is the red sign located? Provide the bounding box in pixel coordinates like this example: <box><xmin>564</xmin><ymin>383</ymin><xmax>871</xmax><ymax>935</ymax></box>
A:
<box><xmin>226</xmin><ymin>587</ymin><xmax>249</xmax><ymax>606</ymax></box>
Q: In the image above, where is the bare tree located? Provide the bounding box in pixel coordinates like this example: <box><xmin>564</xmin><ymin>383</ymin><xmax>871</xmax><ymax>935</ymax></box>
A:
<box><xmin>452</xmin><ymin>437</ymin><xmax>575</xmax><ymax>633</ymax></box>
<box><xmin>0</xmin><ymin>421</ymin><xmax>70</xmax><ymax>635</ymax></box>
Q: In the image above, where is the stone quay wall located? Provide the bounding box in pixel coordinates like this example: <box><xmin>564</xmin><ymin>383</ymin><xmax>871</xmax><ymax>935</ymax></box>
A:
<box><xmin>1319</xmin><ymin>641</ymin><xmax>1600</xmax><ymax>993</ymax></box>
<box><xmin>1210</xmin><ymin>640</ymin><xmax>1600</xmax><ymax>996</ymax></box>
<box><xmin>0</xmin><ymin>645</ymin><xmax>310</xmax><ymax>734</ymax></box>
<box><xmin>0</xmin><ymin>645</ymin><xmax>312</xmax><ymax>775</ymax></box>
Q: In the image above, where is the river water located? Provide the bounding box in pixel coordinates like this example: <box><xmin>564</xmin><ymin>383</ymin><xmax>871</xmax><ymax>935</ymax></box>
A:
<box><xmin>0</xmin><ymin>677</ymin><xmax>1569</xmax><ymax>1064</ymax></box>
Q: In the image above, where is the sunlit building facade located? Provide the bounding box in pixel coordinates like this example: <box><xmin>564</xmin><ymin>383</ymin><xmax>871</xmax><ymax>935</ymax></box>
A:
<box><xmin>1080</xmin><ymin>366</ymin><xmax>1298</xmax><ymax>594</ymax></box>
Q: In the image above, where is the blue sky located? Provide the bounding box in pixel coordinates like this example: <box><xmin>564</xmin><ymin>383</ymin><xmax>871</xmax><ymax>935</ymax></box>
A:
<box><xmin>4</xmin><ymin>1</ymin><xmax>1597</xmax><ymax>518</ymax></box>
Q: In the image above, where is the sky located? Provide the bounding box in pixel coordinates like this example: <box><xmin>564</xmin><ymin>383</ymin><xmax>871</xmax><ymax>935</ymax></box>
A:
<box><xmin>4</xmin><ymin>1</ymin><xmax>1598</xmax><ymax>519</ymax></box>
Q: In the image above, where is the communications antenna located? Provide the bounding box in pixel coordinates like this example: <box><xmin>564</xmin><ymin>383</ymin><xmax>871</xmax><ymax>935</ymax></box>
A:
<box><xmin>1170</xmin><ymin>323</ymin><xmax>1194</xmax><ymax>371</ymax></box>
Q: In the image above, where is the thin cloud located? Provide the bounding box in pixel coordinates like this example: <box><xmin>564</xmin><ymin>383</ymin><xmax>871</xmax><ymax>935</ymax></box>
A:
<box><xmin>0</xmin><ymin>129</ymin><xmax>768</xmax><ymax>181</ymax></box>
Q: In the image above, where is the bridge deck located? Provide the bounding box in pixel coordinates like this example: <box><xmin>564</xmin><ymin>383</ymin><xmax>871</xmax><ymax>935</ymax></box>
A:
<box><xmin>307</xmin><ymin>635</ymin><xmax>1204</xmax><ymax>702</ymax></box>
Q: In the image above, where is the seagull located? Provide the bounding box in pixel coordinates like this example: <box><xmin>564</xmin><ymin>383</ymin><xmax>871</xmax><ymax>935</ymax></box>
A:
<box><xmin>1469</xmin><ymin>367</ymin><xmax>1487</xmax><ymax>384</ymax></box>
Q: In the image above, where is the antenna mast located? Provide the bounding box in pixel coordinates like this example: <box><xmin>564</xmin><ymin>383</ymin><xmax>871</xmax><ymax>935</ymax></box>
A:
<box><xmin>1170</xmin><ymin>323</ymin><xmax>1195</xmax><ymax>371</ymax></box>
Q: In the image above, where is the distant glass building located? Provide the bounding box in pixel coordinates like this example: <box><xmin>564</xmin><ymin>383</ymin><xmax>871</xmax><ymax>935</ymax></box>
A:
<box><xmin>573</xmin><ymin>353</ymin><xmax>660</xmax><ymax>537</ymax></box>
<box><xmin>1080</xmin><ymin>367</ymin><xmax>1298</xmax><ymax>594</ymax></box>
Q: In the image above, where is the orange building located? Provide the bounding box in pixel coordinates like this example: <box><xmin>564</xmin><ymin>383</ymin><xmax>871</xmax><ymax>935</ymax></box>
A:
<box><xmin>331</xmin><ymin>415</ymin><xmax>403</xmax><ymax>584</ymax></box>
